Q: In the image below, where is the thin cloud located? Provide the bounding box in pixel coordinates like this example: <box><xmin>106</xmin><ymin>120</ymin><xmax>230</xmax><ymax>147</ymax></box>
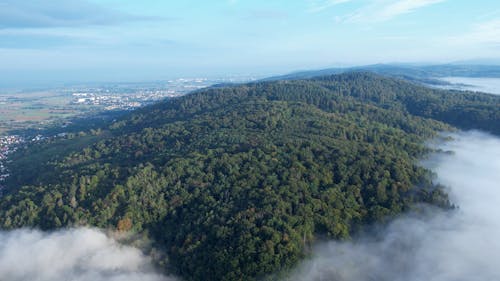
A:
<box><xmin>244</xmin><ymin>9</ymin><xmax>289</xmax><ymax>20</ymax></box>
<box><xmin>447</xmin><ymin>19</ymin><xmax>500</xmax><ymax>48</ymax></box>
<box><xmin>0</xmin><ymin>27</ymin><xmax>181</xmax><ymax>50</ymax></box>
<box><xmin>0</xmin><ymin>0</ymin><xmax>164</xmax><ymax>29</ymax></box>
<box><xmin>0</xmin><ymin>33</ymin><xmax>74</xmax><ymax>49</ymax></box>
<box><xmin>308</xmin><ymin>0</ymin><xmax>353</xmax><ymax>13</ymax></box>
<box><xmin>345</xmin><ymin>0</ymin><xmax>446</xmax><ymax>23</ymax></box>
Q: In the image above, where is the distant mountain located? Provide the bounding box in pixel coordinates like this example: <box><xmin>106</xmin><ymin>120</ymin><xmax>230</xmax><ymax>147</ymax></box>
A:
<box><xmin>449</xmin><ymin>58</ymin><xmax>500</xmax><ymax>65</ymax></box>
<box><xmin>266</xmin><ymin>64</ymin><xmax>500</xmax><ymax>85</ymax></box>
<box><xmin>0</xmin><ymin>72</ymin><xmax>499</xmax><ymax>281</ymax></box>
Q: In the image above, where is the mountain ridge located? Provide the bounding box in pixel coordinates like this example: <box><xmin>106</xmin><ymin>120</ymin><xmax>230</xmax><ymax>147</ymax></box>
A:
<box><xmin>264</xmin><ymin>64</ymin><xmax>500</xmax><ymax>86</ymax></box>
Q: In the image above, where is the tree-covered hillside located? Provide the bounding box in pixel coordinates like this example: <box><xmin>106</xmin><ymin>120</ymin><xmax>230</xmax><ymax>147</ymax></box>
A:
<box><xmin>0</xmin><ymin>73</ymin><xmax>499</xmax><ymax>280</ymax></box>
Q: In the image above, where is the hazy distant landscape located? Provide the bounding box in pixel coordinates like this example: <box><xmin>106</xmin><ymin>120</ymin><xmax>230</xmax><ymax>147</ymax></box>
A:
<box><xmin>0</xmin><ymin>77</ymin><xmax>254</xmax><ymax>134</ymax></box>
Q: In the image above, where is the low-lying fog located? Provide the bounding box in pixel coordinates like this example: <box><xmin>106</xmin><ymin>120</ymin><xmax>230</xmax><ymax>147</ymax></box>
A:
<box><xmin>438</xmin><ymin>77</ymin><xmax>500</xmax><ymax>95</ymax></box>
<box><xmin>285</xmin><ymin>131</ymin><xmax>500</xmax><ymax>281</ymax></box>
<box><xmin>0</xmin><ymin>131</ymin><xmax>498</xmax><ymax>281</ymax></box>
<box><xmin>0</xmin><ymin>228</ymin><xmax>176</xmax><ymax>281</ymax></box>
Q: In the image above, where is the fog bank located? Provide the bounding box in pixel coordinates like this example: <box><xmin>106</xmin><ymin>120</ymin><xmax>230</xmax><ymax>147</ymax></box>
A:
<box><xmin>438</xmin><ymin>77</ymin><xmax>500</xmax><ymax>95</ymax></box>
<box><xmin>0</xmin><ymin>228</ymin><xmax>177</xmax><ymax>281</ymax></box>
<box><xmin>285</xmin><ymin>131</ymin><xmax>500</xmax><ymax>281</ymax></box>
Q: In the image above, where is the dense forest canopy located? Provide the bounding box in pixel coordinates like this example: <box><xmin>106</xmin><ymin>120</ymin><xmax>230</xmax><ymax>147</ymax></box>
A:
<box><xmin>0</xmin><ymin>72</ymin><xmax>499</xmax><ymax>280</ymax></box>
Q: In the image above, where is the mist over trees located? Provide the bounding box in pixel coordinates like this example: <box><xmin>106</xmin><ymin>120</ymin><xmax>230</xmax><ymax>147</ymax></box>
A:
<box><xmin>284</xmin><ymin>131</ymin><xmax>500</xmax><ymax>281</ymax></box>
<box><xmin>0</xmin><ymin>73</ymin><xmax>499</xmax><ymax>280</ymax></box>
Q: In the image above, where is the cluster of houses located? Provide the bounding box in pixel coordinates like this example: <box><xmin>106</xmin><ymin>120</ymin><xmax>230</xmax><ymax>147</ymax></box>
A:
<box><xmin>71</xmin><ymin>89</ymin><xmax>180</xmax><ymax>111</ymax></box>
<box><xmin>0</xmin><ymin>135</ymin><xmax>24</xmax><ymax>182</ymax></box>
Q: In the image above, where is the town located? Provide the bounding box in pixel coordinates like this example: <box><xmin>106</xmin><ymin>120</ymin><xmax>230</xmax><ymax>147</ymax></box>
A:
<box><xmin>69</xmin><ymin>77</ymin><xmax>254</xmax><ymax>110</ymax></box>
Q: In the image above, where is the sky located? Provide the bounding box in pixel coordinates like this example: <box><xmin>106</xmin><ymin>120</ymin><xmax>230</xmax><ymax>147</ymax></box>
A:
<box><xmin>1</xmin><ymin>0</ymin><xmax>500</xmax><ymax>86</ymax></box>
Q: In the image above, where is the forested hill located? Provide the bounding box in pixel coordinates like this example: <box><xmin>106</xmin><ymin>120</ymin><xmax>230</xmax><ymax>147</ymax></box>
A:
<box><xmin>265</xmin><ymin>64</ymin><xmax>500</xmax><ymax>85</ymax></box>
<box><xmin>1</xmin><ymin>72</ymin><xmax>499</xmax><ymax>280</ymax></box>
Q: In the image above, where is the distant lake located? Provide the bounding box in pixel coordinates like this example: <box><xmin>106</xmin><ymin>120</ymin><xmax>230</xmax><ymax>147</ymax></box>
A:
<box><xmin>437</xmin><ymin>77</ymin><xmax>500</xmax><ymax>95</ymax></box>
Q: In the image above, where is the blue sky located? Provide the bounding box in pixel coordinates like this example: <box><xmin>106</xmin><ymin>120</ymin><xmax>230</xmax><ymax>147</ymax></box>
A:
<box><xmin>1</xmin><ymin>0</ymin><xmax>499</xmax><ymax>87</ymax></box>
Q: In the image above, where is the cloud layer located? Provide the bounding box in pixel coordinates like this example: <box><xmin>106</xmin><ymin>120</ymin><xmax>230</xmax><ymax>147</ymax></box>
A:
<box><xmin>0</xmin><ymin>228</ymin><xmax>177</xmax><ymax>281</ymax></box>
<box><xmin>0</xmin><ymin>0</ymin><xmax>151</xmax><ymax>29</ymax></box>
<box><xmin>284</xmin><ymin>131</ymin><xmax>500</xmax><ymax>281</ymax></box>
